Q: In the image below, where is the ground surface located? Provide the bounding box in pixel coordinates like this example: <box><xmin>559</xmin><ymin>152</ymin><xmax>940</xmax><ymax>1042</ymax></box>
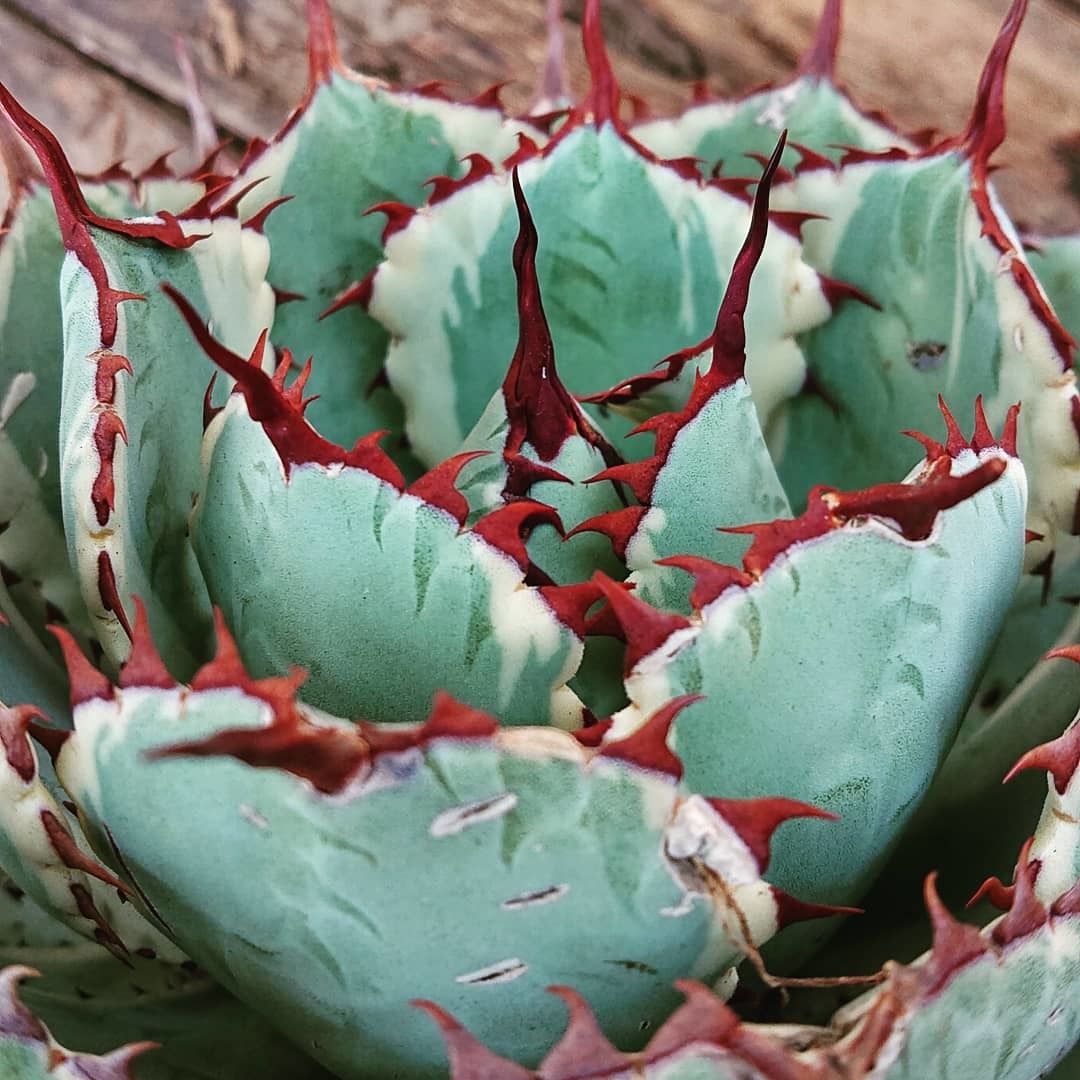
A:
<box><xmin>1</xmin><ymin>0</ymin><xmax>1080</xmax><ymax>231</ymax></box>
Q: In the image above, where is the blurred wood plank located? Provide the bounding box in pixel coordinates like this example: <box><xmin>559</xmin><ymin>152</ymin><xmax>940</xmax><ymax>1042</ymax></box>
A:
<box><xmin>2</xmin><ymin>0</ymin><xmax>1079</xmax><ymax>229</ymax></box>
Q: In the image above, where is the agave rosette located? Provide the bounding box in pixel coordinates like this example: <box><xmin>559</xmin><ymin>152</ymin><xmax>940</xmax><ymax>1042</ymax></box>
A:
<box><xmin>0</xmin><ymin>0</ymin><xmax>1078</xmax><ymax>1077</ymax></box>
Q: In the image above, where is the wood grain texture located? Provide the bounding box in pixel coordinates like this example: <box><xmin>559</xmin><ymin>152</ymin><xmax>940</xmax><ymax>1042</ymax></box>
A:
<box><xmin>1</xmin><ymin>0</ymin><xmax>1079</xmax><ymax>229</ymax></box>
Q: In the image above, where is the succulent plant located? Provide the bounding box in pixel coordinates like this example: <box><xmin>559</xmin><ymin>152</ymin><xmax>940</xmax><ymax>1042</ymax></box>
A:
<box><xmin>1</xmin><ymin>0</ymin><xmax>1080</xmax><ymax>1076</ymax></box>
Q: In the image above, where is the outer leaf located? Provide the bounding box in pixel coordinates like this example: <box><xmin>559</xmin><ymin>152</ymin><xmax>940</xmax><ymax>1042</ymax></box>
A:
<box><xmin>633</xmin><ymin>0</ymin><xmax>916</xmax><ymax>175</ymax></box>
<box><xmin>0</xmin><ymin>965</ymin><xmax>152</xmax><ymax>1080</ymax></box>
<box><xmin>55</xmin><ymin>639</ymin><xmax>826</xmax><ymax>1079</ymax></box>
<box><xmin>369</xmin><ymin>3</ymin><xmax>831</xmax><ymax>465</ymax></box>
<box><xmin>766</xmin><ymin>2</ymin><xmax>1078</xmax><ymax>557</ymax></box>
<box><xmin>168</xmin><ymin>287</ymin><xmax>591</xmax><ymax>726</ymax></box>
<box><xmin>425</xmin><ymin>678</ymin><xmax>1080</xmax><ymax>1080</ymax></box>
<box><xmin>0</xmin><ymin>87</ymin><xmax>276</xmax><ymax>678</ymax></box>
<box><xmin>0</xmin><ymin>880</ymin><xmax>335</xmax><ymax>1080</ymax></box>
<box><xmin>604</xmin><ymin>431</ymin><xmax>1024</xmax><ymax>958</ymax></box>
<box><xmin>228</xmin><ymin>0</ymin><xmax>532</xmax><ymax>467</ymax></box>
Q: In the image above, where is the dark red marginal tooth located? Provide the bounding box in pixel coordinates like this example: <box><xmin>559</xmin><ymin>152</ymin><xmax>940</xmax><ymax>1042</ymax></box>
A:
<box><xmin>284</xmin><ymin>358</ymin><xmax>315</xmax><ymax>408</ymax></box>
<box><xmin>504</xmin><ymin>453</ymin><xmax>571</xmax><ymax>497</ymax></box>
<box><xmin>40</xmin><ymin>809</ymin><xmax>130</xmax><ymax>894</ymax></box>
<box><xmin>191</xmin><ymin>609</ymin><xmax>249</xmax><ymax>692</ymax></box>
<box><xmin>177</xmin><ymin>178</ymin><xmax>232</xmax><ymax>221</ymax></box>
<box><xmin>202</xmin><ymin>373</ymin><xmax>223</xmax><ymax>430</ymax></box>
<box><xmin>364</xmin><ymin>201</ymin><xmax>417</xmax><ymax>245</ymax></box>
<box><xmin>204</xmin><ymin>176</ymin><xmax>268</xmax><ymax>222</ymax></box>
<box><xmin>503</xmin><ymin>132</ymin><xmax>543</xmax><ymax>170</ymax></box>
<box><xmin>469</xmin><ymin>82</ymin><xmax>510</xmax><ymax>111</ymax></box>
<box><xmin>137</xmin><ymin>149</ymin><xmax>175</xmax><ymax>182</ymax></box>
<box><xmin>936</xmin><ymin>396</ymin><xmax>968</xmax><ymax>456</ymax></box>
<box><xmin>70</xmin><ymin>882</ymin><xmax>128</xmax><ymax>960</ymax></box>
<box><xmin>93</xmin><ymin>351</ymin><xmax>133</xmax><ymax>406</ymax></box>
<box><xmin>572</xmin><ymin>719</ymin><xmax>613</xmax><ymax>747</ymax></box>
<box><xmin>0</xmin><ymin>705</ymin><xmax>49</xmax><ymax>783</ymax></box>
<box><xmin>767</xmin><ymin>209</ymin><xmax>827</xmax><ymax>239</ymax></box>
<box><xmin>626</xmin><ymin>92</ymin><xmax>653</xmax><ymax>123</ymax></box>
<box><xmin>470</xmin><ymin>500</ymin><xmax>563</xmax><ymax>571</ymax></box>
<box><xmin>591</xmin><ymin>572</ymin><xmax>692</xmax><ymax>673</ymax></box>
<box><xmin>579</xmin><ymin>335</ymin><xmax>709</xmax><ymax>410</ymax></box>
<box><xmin>970</xmin><ymin>394</ymin><xmax>997</xmax><ymax>453</ymax></box>
<box><xmin>661</xmin><ymin>155</ymin><xmax>704</xmax><ymax>181</ymax></box>
<box><xmin>242</xmin><ymin>195</ymin><xmax>294</xmax><ymax>234</ymax></box>
<box><xmin>1025</xmin><ymin>528</ymin><xmax>1045</xmax><ymax>545</ymax></box>
<box><xmin>97</xmin><ymin>551</ymin><xmax>133</xmax><ymax>640</ymax></box>
<box><xmin>27</xmin><ymin>723</ymin><xmax>71</xmax><ymax>766</ymax></box>
<box><xmin>541</xmin><ymin>986</ymin><xmax>625</xmax><ymax>1078</ymax></box>
<box><xmin>270</xmin><ymin>350</ymin><xmax>294</xmax><ymax>393</ymax></box>
<box><xmin>920</xmin><ymin>871</ymin><xmax>992</xmax><ymax>994</ymax></box>
<box><xmin>186</xmin><ymin>137</ymin><xmax>232</xmax><ymax>182</ymax></box>
<box><xmin>150</xmin><ymin>714</ymin><xmax>368</xmax><ymax>795</ymax></box>
<box><xmin>413</xmin><ymin>1000</ymin><xmax>532</xmax><ymax>1080</ymax></box>
<box><xmin>967</xmin><ymin>874</ymin><xmax>1014</xmax><ymax>912</ymax></box>
<box><xmin>1005</xmin><ymin>707</ymin><xmax>1080</xmax><ymax>796</ymax></box>
<box><xmin>118</xmin><ymin>597</ymin><xmax>175</xmax><ymax>691</ymax></box>
<box><xmin>427</xmin><ymin>154</ymin><xmax>496</xmax><ymax>206</ymax></box>
<box><xmin>305</xmin><ymin>0</ymin><xmax>344</xmax><ymax>88</ymax></box>
<box><xmin>584</xmin><ymin>461</ymin><xmax>656</xmax><ymax>505</ymax></box>
<box><xmin>725</xmin><ymin>494</ymin><xmax>835</xmax><ymax>578</ymax></box>
<box><xmin>0</xmin><ymin>967</ymin><xmax>50</xmax><ymax>1042</ymax></box>
<box><xmin>818</xmin><ymin>274</ymin><xmax>880</xmax><ymax>311</ymax></box>
<box><xmin>417</xmin><ymin>691</ymin><xmax>500</xmax><ymax>742</ymax></box>
<box><xmin>991</xmin><ymin>838</ymin><xmax>1049</xmax><ymax>947</ymax></box>
<box><xmin>828</xmin><ymin>456</ymin><xmax>1006</xmax><ymax>541</ymax></box>
<box><xmin>772</xmin><ymin>889</ymin><xmax>862</xmax><ymax>930</ymax></box>
<box><xmin>744</xmin><ymin>151</ymin><xmax>793</xmax><ymax>184</ymax></box>
<box><xmin>644</xmin><ymin>980</ymin><xmax>738</xmax><ymax>1060</ymax></box>
<box><xmin>72</xmin><ymin>1042</ymin><xmax>159</xmax><ymax>1080</ymax></box>
<box><xmin>902</xmin><ymin>428</ymin><xmax>949</xmax><ymax>464</ymax></box>
<box><xmin>537</xmin><ymin>581</ymin><xmax>606</xmax><ymax>638</ymax></box>
<box><xmin>797</xmin><ymin>0</ymin><xmax>843</xmax><ymax>79</ymax></box>
<box><xmin>1000</xmin><ymin>402</ymin><xmax>1020</xmax><ymax>456</ymax></box>
<box><xmin>410</xmin><ymin>80</ymin><xmax>454</xmax><ymax>101</ymax></box>
<box><xmin>90</xmin><ymin>411</ymin><xmax>126</xmax><ymax>526</ymax></box>
<box><xmin>597</xmin><ymin>695</ymin><xmax>699</xmax><ymax>780</ymax></box>
<box><xmin>49</xmin><ymin>626</ymin><xmax>113</xmax><ymax>708</ymax></box>
<box><xmin>163</xmin><ymin>284</ymin><xmax>405</xmax><ymax>489</ymax></box>
<box><xmin>656</xmin><ymin>555</ymin><xmax>753</xmax><ymax>611</ymax></box>
<box><xmin>407</xmin><ymin>451</ymin><xmax>489</xmax><ymax>526</ymax></box>
<box><xmin>272</xmin><ymin>286</ymin><xmax>306</xmax><ymax>307</ymax></box>
<box><xmin>237</xmin><ymin>137</ymin><xmax>270</xmax><ymax>173</ymax></box>
<box><xmin>705</xmin><ymin>797</ymin><xmax>837</xmax><ymax>873</ymax></box>
<box><xmin>790</xmin><ymin>140</ymin><xmax>836</xmax><ymax>175</ymax></box>
<box><xmin>689</xmin><ymin>79</ymin><xmax>714</xmax><ymax>105</ymax></box>
<box><xmin>318</xmin><ymin>271</ymin><xmax>375</xmax><ymax>320</ymax></box>
<box><xmin>708</xmin><ymin>175</ymin><xmax>756</xmax><ymax>200</ymax></box>
<box><xmin>567</xmin><ymin>507</ymin><xmax>647</xmax><ymax>563</ymax></box>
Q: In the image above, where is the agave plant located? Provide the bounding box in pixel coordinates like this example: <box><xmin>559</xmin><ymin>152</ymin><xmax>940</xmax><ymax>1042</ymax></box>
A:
<box><xmin>0</xmin><ymin>0</ymin><xmax>1079</xmax><ymax>1076</ymax></box>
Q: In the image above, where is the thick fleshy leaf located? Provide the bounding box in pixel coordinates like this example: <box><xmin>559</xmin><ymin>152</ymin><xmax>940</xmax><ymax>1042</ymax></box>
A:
<box><xmin>576</xmin><ymin>133</ymin><xmax>793</xmax><ymax>613</ymax></box>
<box><xmin>369</xmin><ymin>3</ymin><xmax>831</xmax><ymax>465</ymax></box>
<box><xmin>428</xmin><ymin>699</ymin><xmax>1080</xmax><ymax>1080</ymax></box>
<box><xmin>766</xmin><ymin>1</ymin><xmax>1079</xmax><ymax>558</ymax></box>
<box><xmin>0</xmin><ymin>880</ymin><xmax>334</xmax><ymax>1080</ymax></box>
<box><xmin>455</xmin><ymin>170</ymin><xmax>625</xmax><ymax>588</ymax></box>
<box><xmin>633</xmin><ymin>0</ymin><xmax>915</xmax><ymax>175</ymax></box>
<box><xmin>56</xmin><ymin>647</ymin><xmax>821</xmax><ymax>1079</ymax></box>
<box><xmin>0</xmin><ymin>965</ymin><xmax>153</xmax><ymax>1079</ymax></box>
<box><xmin>169</xmin><ymin>287</ymin><xmax>588</xmax><ymax>726</ymax></box>
<box><xmin>604</xmin><ymin>430</ymin><xmax>1024</xmax><ymax>960</ymax></box>
<box><xmin>227</xmin><ymin>0</ymin><xmax>531</xmax><ymax>469</ymax></box>
<box><xmin>0</xmin><ymin>87</ymin><xmax>276</xmax><ymax>678</ymax></box>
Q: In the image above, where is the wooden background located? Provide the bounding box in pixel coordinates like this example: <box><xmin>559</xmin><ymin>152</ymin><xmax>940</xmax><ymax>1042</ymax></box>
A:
<box><xmin>2</xmin><ymin>0</ymin><xmax>1080</xmax><ymax>232</ymax></box>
